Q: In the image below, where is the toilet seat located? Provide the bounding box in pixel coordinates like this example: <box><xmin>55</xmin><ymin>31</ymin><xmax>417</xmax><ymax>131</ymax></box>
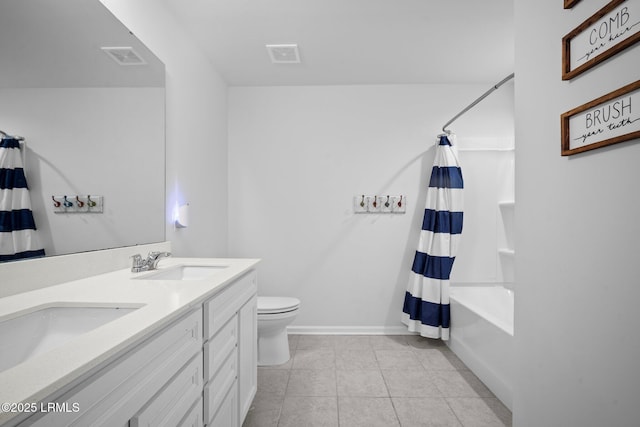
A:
<box><xmin>258</xmin><ymin>296</ymin><xmax>300</xmax><ymax>315</ymax></box>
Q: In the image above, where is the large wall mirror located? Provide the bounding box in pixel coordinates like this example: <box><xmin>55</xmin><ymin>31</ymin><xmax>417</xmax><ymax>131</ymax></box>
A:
<box><xmin>0</xmin><ymin>0</ymin><xmax>166</xmax><ymax>259</ymax></box>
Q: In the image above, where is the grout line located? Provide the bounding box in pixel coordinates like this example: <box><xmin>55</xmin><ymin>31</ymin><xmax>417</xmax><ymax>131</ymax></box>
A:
<box><xmin>388</xmin><ymin>397</ymin><xmax>403</xmax><ymax>427</ymax></box>
<box><xmin>444</xmin><ymin>397</ymin><xmax>466</xmax><ymax>427</ymax></box>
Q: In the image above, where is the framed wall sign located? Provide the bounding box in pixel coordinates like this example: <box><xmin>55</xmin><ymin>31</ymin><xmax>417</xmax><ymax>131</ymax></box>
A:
<box><xmin>564</xmin><ymin>0</ymin><xmax>582</xmax><ymax>9</ymax></box>
<box><xmin>562</xmin><ymin>0</ymin><xmax>640</xmax><ymax>80</ymax></box>
<box><xmin>561</xmin><ymin>80</ymin><xmax>640</xmax><ymax>156</ymax></box>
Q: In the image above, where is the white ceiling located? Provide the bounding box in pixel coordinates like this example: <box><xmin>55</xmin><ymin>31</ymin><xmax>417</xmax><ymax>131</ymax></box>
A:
<box><xmin>161</xmin><ymin>0</ymin><xmax>514</xmax><ymax>86</ymax></box>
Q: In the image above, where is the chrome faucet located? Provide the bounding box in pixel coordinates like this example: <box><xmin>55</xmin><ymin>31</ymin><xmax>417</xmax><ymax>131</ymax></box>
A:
<box><xmin>131</xmin><ymin>251</ymin><xmax>172</xmax><ymax>272</ymax></box>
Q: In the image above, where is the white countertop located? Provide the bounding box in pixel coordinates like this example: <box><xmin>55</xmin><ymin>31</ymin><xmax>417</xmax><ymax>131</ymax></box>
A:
<box><xmin>0</xmin><ymin>257</ymin><xmax>259</xmax><ymax>426</ymax></box>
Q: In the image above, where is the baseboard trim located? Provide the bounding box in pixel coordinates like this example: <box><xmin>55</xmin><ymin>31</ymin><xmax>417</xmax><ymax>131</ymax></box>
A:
<box><xmin>287</xmin><ymin>325</ymin><xmax>414</xmax><ymax>335</ymax></box>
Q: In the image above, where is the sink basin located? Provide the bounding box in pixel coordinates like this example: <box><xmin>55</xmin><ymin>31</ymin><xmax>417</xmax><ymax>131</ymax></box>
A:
<box><xmin>134</xmin><ymin>265</ymin><xmax>228</xmax><ymax>281</ymax></box>
<box><xmin>0</xmin><ymin>305</ymin><xmax>139</xmax><ymax>372</ymax></box>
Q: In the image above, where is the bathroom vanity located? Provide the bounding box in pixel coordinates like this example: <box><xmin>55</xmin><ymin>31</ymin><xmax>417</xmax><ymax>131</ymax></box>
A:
<box><xmin>0</xmin><ymin>257</ymin><xmax>259</xmax><ymax>427</ymax></box>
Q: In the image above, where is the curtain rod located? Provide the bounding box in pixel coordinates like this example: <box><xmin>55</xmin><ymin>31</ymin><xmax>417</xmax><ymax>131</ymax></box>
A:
<box><xmin>441</xmin><ymin>73</ymin><xmax>515</xmax><ymax>134</ymax></box>
<box><xmin>0</xmin><ymin>129</ymin><xmax>24</xmax><ymax>141</ymax></box>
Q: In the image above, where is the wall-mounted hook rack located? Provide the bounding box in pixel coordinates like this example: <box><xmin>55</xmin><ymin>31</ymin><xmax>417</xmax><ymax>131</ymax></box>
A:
<box><xmin>52</xmin><ymin>194</ymin><xmax>103</xmax><ymax>213</ymax></box>
<box><xmin>353</xmin><ymin>195</ymin><xmax>406</xmax><ymax>214</ymax></box>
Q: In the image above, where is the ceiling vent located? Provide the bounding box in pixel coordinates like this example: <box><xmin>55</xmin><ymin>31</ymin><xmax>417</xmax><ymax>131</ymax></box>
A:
<box><xmin>101</xmin><ymin>47</ymin><xmax>146</xmax><ymax>66</ymax></box>
<box><xmin>266</xmin><ymin>44</ymin><xmax>301</xmax><ymax>64</ymax></box>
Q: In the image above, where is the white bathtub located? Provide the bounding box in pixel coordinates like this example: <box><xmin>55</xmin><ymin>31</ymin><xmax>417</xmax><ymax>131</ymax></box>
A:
<box><xmin>447</xmin><ymin>284</ymin><xmax>514</xmax><ymax>410</ymax></box>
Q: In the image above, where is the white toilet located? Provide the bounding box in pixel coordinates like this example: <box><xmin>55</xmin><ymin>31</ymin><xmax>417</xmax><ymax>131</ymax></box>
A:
<box><xmin>257</xmin><ymin>296</ymin><xmax>300</xmax><ymax>366</ymax></box>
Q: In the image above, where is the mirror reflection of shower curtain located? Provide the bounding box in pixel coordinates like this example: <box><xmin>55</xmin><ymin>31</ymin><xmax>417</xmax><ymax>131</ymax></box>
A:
<box><xmin>0</xmin><ymin>137</ymin><xmax>45</xmax><ymax>261</ymax></box>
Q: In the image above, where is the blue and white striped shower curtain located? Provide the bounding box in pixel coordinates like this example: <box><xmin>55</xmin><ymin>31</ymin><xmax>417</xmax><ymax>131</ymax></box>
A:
<box><xmin>0</xmin><ymin>137</ymin><xmax>45</xmax><ymax>262</ymax></box>
<box><xmin>401</xmin><ymin>134</ymin><xmax>463</xmax><ymax>340</ymax></box>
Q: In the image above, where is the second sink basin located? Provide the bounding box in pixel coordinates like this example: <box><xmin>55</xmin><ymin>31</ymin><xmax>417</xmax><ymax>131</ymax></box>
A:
<box><xmin>0</xmin><ymin>305</ymin><xmax>139</xmax><ymax>373</ymax></box>
<box><xmin>135</xmin><ymin>265</ymin><xmax>228</xmax><ymax>281</ymax></box>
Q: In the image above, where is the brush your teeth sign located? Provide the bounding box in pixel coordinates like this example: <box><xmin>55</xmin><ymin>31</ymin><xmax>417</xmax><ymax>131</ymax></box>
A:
<box><xmin>562</xmin><ymin>81</ymin><xmax>640</xmax><ymax>156</ymax></box>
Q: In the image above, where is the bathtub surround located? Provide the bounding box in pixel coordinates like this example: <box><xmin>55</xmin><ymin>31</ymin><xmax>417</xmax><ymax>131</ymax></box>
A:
<box><xmin>402</xmin><ymin>134</ymin><xmax>464</xmax><ymax>340</ymax></box>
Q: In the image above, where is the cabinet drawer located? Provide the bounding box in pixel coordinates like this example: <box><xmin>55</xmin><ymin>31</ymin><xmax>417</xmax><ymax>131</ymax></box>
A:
<box><xmin>209</xmin><ymin>381</ymin><xmax>238</xmax><ymax>427</ymax></box>
<box><xmin>131</xmin><ymin>352</ymin><xmax>202</xmax><ymax>427</ymax></box>
<box><xmin>177</xmin><ymin>397</ymin><xmax>203</xmax><ymax>427</ymax></box>
<box><xmin>204</xmin><ymin>314</ymin><xmax>237</xmax><ymax>382</ymax></box>
<box><xmin>204</xmin><ymin>348</ymin><xmax>237</xmax><ymax>424</ymax></box>
<box><xmin>204</xmin><ymin>270</ymin><xmax>257</xmax><ymax>340</ymax></box>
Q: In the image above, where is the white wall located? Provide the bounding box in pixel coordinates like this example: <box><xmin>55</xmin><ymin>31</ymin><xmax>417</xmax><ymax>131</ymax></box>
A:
<box><xmin>101</xmin><ymin>0</ymin><xmax>229</xmax><ymax>257</ymax></box>
<box><xmin>228</xmin><ymin>84</ymin><xmax>514</xmax><ymax>331</ymax></box>
<box><xmin>514</xmin><ymin>1</ymin><xmax>640</xmax><ymax>426</ymax></box>
<box><xmin>0</xmin><ymin>87</ymin><xmax>164</xmax><ymax>256</ymax></box>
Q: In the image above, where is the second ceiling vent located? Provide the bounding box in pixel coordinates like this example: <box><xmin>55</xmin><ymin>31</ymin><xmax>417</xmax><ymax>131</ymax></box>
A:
<box><xmin>101</xmin><ymin>47</ymin><xmax>146</xmax><ymax>66</ymax></box>
<box><xmin>266</xmin><ymin>44</ymin><xmax>301</xmax><ymax>64</ymax></box>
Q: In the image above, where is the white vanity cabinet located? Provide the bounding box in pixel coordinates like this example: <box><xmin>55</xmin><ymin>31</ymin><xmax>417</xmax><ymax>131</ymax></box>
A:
<box><xmin>25</xmin><ymin>308</ymin><xmax>203</xmax><ymax>427</ymax></box>
<box><xmin>203</xmin><ymin>270</ymin><xmax>257</xmax><ymax>427</ymax></box>
<box><xmin>11</xmin><ymin>266</ymin><xmax>258</xmax><ymax>427</ymax></box>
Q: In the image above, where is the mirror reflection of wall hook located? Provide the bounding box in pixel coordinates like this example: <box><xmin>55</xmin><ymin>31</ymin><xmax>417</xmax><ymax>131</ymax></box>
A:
<box><xmin>63</xmin><ymin>195</ymin><xmax>73</xmax><ymax>208</ymax></box>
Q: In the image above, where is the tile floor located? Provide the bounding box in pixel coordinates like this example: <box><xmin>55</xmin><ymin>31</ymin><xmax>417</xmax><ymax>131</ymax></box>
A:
<box><xmin>242</xmin><ymin>334</ymin><xmax>512</xmax><ymax>427</ymax></box>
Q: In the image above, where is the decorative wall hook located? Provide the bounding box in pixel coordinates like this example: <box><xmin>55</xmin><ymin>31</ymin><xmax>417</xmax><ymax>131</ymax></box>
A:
<box><xmin>75</xmin><ymin>196</ymin><xmax>85</xmax><ymax>208</ymax></box>
<box><xmin>87</xmin><ymin>195</ymin><xmax>97</xmax><ymax>207</ymax></box>
<box><xmin>52</xmin><ymin>196</ymin><xmax>61</xmax><ymax>208</ymax></box>
<box><xmin>63</xmin><ymin>195</ymin><xmax>73</xmax><ymax>208</ymax></box>
<box><xmin>373</xmin><ymin>196</ymin><xmax>378</xmax><ymax>208</ymax></box>
<box><xmin>384</xmin><ymin>195</ymin><xmax>390</xmax><ymax>208</ymax></box>
<box><xmin>398</xmin><ymin>195</ymin><xmax>403</xmax><ymax>208</ymax></box>
<box><xmin>359</xmin><ymin>195</ymin><xmax>365</xmax><ymax>208</ymax></box>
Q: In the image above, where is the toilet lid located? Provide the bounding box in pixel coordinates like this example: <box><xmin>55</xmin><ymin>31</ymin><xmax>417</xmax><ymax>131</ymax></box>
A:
<box><xmin>258</xmin><ymin>296</ymin><xmax>300</xmax><ymax>314</ymax></box>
